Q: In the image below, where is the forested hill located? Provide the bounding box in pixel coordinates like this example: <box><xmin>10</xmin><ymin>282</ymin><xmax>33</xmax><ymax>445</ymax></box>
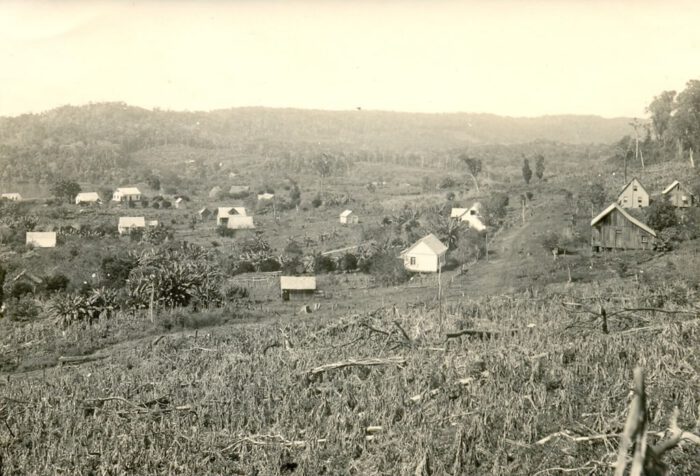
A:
<box><xmin>0</xmin><ymin>102</ymin><xmax>631</xmax><ymax>183</ymax></box>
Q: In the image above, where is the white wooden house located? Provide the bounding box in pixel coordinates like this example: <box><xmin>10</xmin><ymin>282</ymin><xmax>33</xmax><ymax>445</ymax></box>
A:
<box><xmin>1</xmin><ymin>193</ymin><xmax>22</xmax><ymax>201</ymax></box>
<box><xmin>217</xmin><ymin>207</ymin><xmax>255</xmax><ymax>229</ymax></box>
<box><xmin>118</xmin><ymin>216</ymin><xmax>146</xmax><ymax>234</ymax></box>
<box><xmin>175</xmin><ymin>197</ymin><xmax>187</xmax><ymax>209</ymax></box>
<box><xmin>400</xmin><ymin>233</ymin><xmax>448</xmax><ymax>273</ymax></box>
<box><xmin>339</xmin><ymin>209</ymin><xmax>359</xmax><ymax>224</ymax></box>
<box><xmin>280</xmin><ymin>276</ymin><xmax>316</xmax><ymax>301</ymax></box>
<box><xmin>75</xmin><ymin>192</ymin><xmax>101</xmax><ymax>205</ymax></box>
<box><xmin>112</xmin><ymin>187</ymin><xmax>142</xmax><ymax>203</ymax></box>
<box><xmin>451</xmin><ymin>202</ymin><xmax>486</xmax><ymax>231</ymax></box>
<box><xmin>617</xmin><ymin>178</ymin><xmax>649</xmax><ymax>209</ymax></box>
<box><xmin>26</xmin><ymin>231</ymin><xmax>57</xmax><ymax>248</ymax></box>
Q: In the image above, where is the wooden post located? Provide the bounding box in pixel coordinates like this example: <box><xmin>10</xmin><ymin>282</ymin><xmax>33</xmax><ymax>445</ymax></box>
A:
<box><xmin>438</xmin><ymin>260</ymin><xmax>443</xmax><ymax>333</ymax></box>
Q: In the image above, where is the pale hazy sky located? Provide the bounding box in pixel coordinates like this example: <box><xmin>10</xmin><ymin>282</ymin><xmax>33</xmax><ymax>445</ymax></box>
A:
<box><xmin>0</xmin><ymin>1</ymin><xmax>698</xmax><ymax>118</ymax></box>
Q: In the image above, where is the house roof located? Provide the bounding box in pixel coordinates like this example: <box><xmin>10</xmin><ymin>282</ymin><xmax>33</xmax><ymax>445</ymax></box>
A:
<box><xmin>198</xmin><ymin>207</ymin><xmax>211</xmax><ymax>215</ymax></box>
<box><xmin>217</xmin><ymin>206</ymin><xmax>247</xmax><ymax>217</ymax></box>
<box><xmin>450</xmin><ymin>208</ymin><xmax>468</xmax><ymax>218</ymax></box>
<box><xmin>280</xmin><ymin>276</ymin><xmax>317</xmax><ymax>290</ymax></box>
<box><xmin>662</xmin><ymin>180</ymin><xmax>680</xmax><ymax>194</ymax></box>
<box><xmin>118</xmin><ymin>216</ymin><xmax>146</xmax><ymax>227</ymax></box>
<box><xmin>1</xmin><ymin>192</ymin><xmax>21</xmax><ymax>198</ymax></box>
<box><xmin>116</xmin><ymin>187</ymin><xmax>141</xmax><ymax>195</ymax></box>
<box><xmin>618</xmin><ymin>178</ymin><xmax>648</xmax><ymax>196</ymax></box>
<box><xmin>76</xmin><ymin>192</ymin><xmax>100</xmax><ymax>201</ymax></box>
<box><xmin>402</xmin><ymin>233</ymin><xmax>448</xmax><ymax>256</ymax></box>
<box><xmin>590</xmin><ymin>203</ymin><xmax>656</xmax><ymax>236</ymax></box>
<box><xmin>229</xmin><ymin>185</ymin><xmax>250</xmax><ymax>193</ymax></box>
<box><xmin>340</xmin><ymin>209</ymin><xmax>354</xmax><ymax>217</ymax></box>
<box><xmin>26</xmin><ymin>231</ymin><xmax>57</xmax><ymax>247</ymax></box>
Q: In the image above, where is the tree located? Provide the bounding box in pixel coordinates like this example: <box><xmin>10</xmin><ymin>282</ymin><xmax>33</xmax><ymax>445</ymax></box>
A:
<box><xmin>50</xmin><ymin>179</ymin><xmax>81</xmax><ymax>204</ymax></box>
<box><xmin>522</xmin><ymin>158</ymin><xmax>532</xmax><ymax>185</ymax></box>
<box><xmin>146</xmin><ymin>175</ymin><xmax>161</xmax><ymax>191</ymax></box>
<box><xmin>670</xmin><ymin>80</ymin><xmax>700</xmax><ymax>167</ymax></box>
<box><xmin>459</xmin><ymin>155</ymin><xmax>482</xmax><ymax>192</ymax></box>
<box><xmin>535</xmin><ymin>155</ymin><xmax>545</xmax><ymax>180</ymax></box>
<box><xmin>646</xmin><ymin>198</ymin><xmax>678</xmax><ymax>232</ymax></box>
<box><xmin>646</xmin><ymin>90</ymin><xmax>676</xmax><ymax>142</ymax></box>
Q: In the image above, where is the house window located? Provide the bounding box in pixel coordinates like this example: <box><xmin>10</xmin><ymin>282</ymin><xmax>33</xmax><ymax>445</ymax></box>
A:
<box><xmin>641</xmin><ymin>236</ymin><xmax>648</xmax><ymax>243</ymax></box>
<box><xmin>682</xmin><ymin>196</ymin><xmax>688</xmax><ymax>202</ymax></box>
<box><xmin>633</xmin><ymin>186</ymin><xmax>638</xmax><ymax>192</ymax></box>
<box><xmin>409</xmin><ymin>257</ymin><xmax>416</xmax><ymax>265</ymax></box>
<box><xmin>615</xmin><ymin>229</ymin><xmax>622</xmax><ymax>235</ymax></box>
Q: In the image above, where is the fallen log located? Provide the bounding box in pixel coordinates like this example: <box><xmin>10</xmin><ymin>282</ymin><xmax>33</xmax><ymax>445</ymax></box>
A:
<box><xmin>307</xmin><ymin>357</ymin><xmax>406</xmax><ymax>379</ymax></box>
<box><xmin>58</xmin><ymin>354</ymin><xmax>109</xmax><ymax>366</ymax></box>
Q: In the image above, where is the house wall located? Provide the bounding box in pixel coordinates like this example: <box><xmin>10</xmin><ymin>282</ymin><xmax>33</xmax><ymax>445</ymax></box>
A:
<box><xmin>219</xmin><ymin>216</ymin><xmax>255</xmax><ymax>229</ymax></box>
<box><xmin>340</xmin><ymin>215</ymin><xmax>359</xmax><ymax>224</ymax></box>
<box><xmin>666</xmin><ymin>186</ymin><xmax>693</xmax><ymax>208</ymax></box>
<box><xmin>618</xmin><ymin>182</ymin><xmax>649</xmax><ymax>208</ymax></box>
<box><xmin>403</xmin><ymin>251</ymin><xmax>445</xmax><ymax>272</ymax></box>
<box><xmin>591</xmin><ymin>209</ymin><xmax>654</xmax><ymax>250</ymax></box>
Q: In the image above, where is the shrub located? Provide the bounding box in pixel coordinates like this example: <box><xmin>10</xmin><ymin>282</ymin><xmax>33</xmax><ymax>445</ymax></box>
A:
<box><xmin>339</xmin><ymin>253</ymin><xmax>358</xmax><ymax>272</ymax></box>
<box><xmin>5</xmin><ymin>296</ymin><xmax>40</xmax><ymax>322</ymax></box>
<box><xmin>364</xmin><ymin>250</ymin><xmax>409</xmax><ymax>285</ymax></box>
<box><xmin>233</xmin><ymin>261</ymin><xmax>256</xmax><ymax>275</ymax></box>
<box><xmin>313</xmin><ymin>255</ymin><xmax>336</xmax><ymax>273</ymax></box>
<box><xmin>44</xmin><ymin>274</ymin><xmax>70</xmax><ymax>293</ymax></box>
<box><xmin>101</xmin><ymin>254</ymin><xmax>138</xmax><ymax>288</ymax></box>
<box><xmin>646</xmin><ymin>199</ymin><xmax>678</xmax><ymax>232</ymax></box>
<box><xmin>10</xmin><ymin>282</ymin><xmax>33</xmax><ymax>299</ymax></box>
<box><xmin>258</xmin><ymin>258</ymin><xmax>281</xmax><ymax>272</ymax></box>
<box><xmin>216</xmin><ymin>226</ymin><xmax>236</xmax><ymax>238</ymax></box>
<box><xmin>311</xmin><ymin>195</ymin><xmax>322</xmax><ymax>208</ymax></box>
<box><xmin>161</xmin><ymin>200</ymin><xmax>172</xmax><ymax>209</ymax></box>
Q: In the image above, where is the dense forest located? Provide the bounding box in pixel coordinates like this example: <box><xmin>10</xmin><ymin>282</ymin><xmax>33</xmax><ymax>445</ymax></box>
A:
<box><xmin>0</xmin><ymin>103</ymin><xmax>632</xmax><ymax>184</ymax></box>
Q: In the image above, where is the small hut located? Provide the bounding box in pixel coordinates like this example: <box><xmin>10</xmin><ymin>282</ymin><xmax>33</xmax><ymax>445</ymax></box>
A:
<box><xmin>339</xmin><ymin>210</ymin><xmax>359</xmax><ymax>224</ymax></box>
<box><xmin>591</xmin><ymin>203</ymin><xmax>656</xmax><ymax>251</ymax></box>
<box><xmin>280</xmin><ymin>276</ymin><xmax>317</xmax><ymax>301</ymax></box>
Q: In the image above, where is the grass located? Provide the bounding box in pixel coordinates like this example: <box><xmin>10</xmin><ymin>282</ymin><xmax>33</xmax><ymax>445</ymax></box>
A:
<box><xmin>2</xmin><ymin>281</ymin><xmax>699</xmax><ymax>475</ymax></box>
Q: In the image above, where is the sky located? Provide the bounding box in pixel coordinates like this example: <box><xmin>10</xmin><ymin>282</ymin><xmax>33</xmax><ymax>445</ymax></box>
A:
<box><xmin>0</xmin><ymin>1</ymin><xmax>698</xmax><ymax>118</ymax></box>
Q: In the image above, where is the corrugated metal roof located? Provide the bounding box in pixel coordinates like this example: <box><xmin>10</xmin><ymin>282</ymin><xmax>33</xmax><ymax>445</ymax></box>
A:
<box><xmin>116</xmin><ymin>187</ymin><xmax>141</xmax><ymax>195</ymax></box>
<box><xmin>118</xmin><ymin>217</ymin><xmax>146</xmax><ymax>227</ymax></box>
<box><xmin>218</xmin><ymin>206</ymin><xmax>247</xmax><ymax>217</ymax></box>
<box><xmin>590</xmin><ymin>203</ymin><xmax>656</xmax><ymax>236</ymax></box>
<box><xmin>280</xmin><ymin>276</ymin><xmax>317</xmax><ymax>290</ymax></box>
<box><xmin>26</xmin><ymin>232</ymin><xmax>57</xmax><ymax>247</ymax></box>
<box><xmin>402</xmin><ymin>233</ymin><xmax>448</xmax><ymax>256</ymax></box>
<box><xmin>661</xmin><ymin>180</ymin><xmax>680</xmax><ymax>195</ymax></box>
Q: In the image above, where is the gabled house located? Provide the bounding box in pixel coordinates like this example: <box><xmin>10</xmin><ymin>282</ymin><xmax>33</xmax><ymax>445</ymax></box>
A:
<box><xmin>400</xmin><ymin>233</ymin><xmax>448</xmax><ymax>273</ymax></box>
<box><xmin>26</xmin><ymin>231</ymin><xmax>57</xmax><ymax>248</ymax></box>
<box><xmin>118</xmin><ymin>216</ymin><xmax>146</xmax><ymax>235</ymax></box>
<box><xmin>280</xmin><ymin>276</ymin><xmax>317</xmax><ymax>301</ymax></box>
<box><xmin>591</xmin><ymin>203</ymin><xmax>656</xmax><ymax>251</ymax></box>
<box><xmin>451</xmin><ymin>202</ymin><xmax>486</xmax><ymax>231</ymax></box>
<box><xmin>1</xmin><ymin>193</ymin><xmax>22</xmax><ymax>201</ymax></box>
<box><xmin>216</xmin><ymin>207</ymin><xmax>255</xmax><ymax>229</ymax></box>
<box><xmin>198</xmin><ymin>207</ymin><xmax>213</xmax><ymax>220</ymax></box>
<box><xmin>339</xmin><ymin>209</ymin><xmax>359</xmax><ymax>224</ymax></box>
<box><xmin>112</xmin><ymin>187</ymin><xmax>142</xmax><ymax>202</ymax></box>
<box><xmin>661</xmin><ymin>180</ymin><xmax>694</xmax><ymax>208</ymax></box>
<box><xmin>617</xmin><ymin>178</ymin><xmax>649</xmax><ymax>209</ymax></box>
<box><xmin>75</xmin><ymin>192</ymin><xmax>101</xmax><ymax>205</ymax></box>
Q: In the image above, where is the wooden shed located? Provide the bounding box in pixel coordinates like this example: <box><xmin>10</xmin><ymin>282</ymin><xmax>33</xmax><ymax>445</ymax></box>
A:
<box><xmin>280</xmin><ymin>276</ymin><xmax>317</xmax><ymax>301</ymax></box>
<box><xmin>591</xmin><ymin>203</ymin><xmax>656</xmax><ymax>251</ymax></box>
<box><xmin>339</xmin><ymin>210</ymin><xmax>359</xmax><ymax>224</ymax></box>
<box><xmin>661</xmin><ymin>180</ymin><xmax>694</xmax><ymax>208</ymax></box>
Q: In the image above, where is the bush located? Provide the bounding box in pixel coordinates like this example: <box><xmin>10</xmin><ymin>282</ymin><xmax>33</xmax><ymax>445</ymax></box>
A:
<box><xmin>233</xmin><ymin>261</ymin><xmax>256</xmax><ymax>275</ymax></box>
<box><xmin>311</xmin><ymin>195</ymin><xmax>323</xmax><ymax>208</ymax></box>
<box><xmin>339</xmin><ymin>253</ymin><xmax>358</xmax><ymax>272</ymax></box>
<box><xmin>10</xmin><ymin>282</ymin><xmax>33</xmax><ymax>299</ymax></box>
<box><xmin>101</xmin><ymin>254</ymin><xmax>138</xmax><ymax>288</ymax></box>
<box><xmin>646</xmin><ymin>199</ymin><xmax>678</xmax><ymax>232</ymax></box>
<box><xmin>44</xmin><ymin>274</ymin><xmax>70</xmax><ymax>293</ymax></box>
<box><xmin>364</xmin><ymin>250</ymin><xmax>409</xmax><ymax>285</ymax></box>
<box><xmin>258</xmin><ymin>258</ymin><xmax>281</xmax><ymax>272</ymax></box>
<box><xmin>216</xmin><ymin>226</ymin><xmax>236</xmax><ymax>238</ymax></box>
<box><xmin>313</xmin><ymin>255</ymin><xmax>336</xmax><ymax>273</ymax></box>
<box><xmin>5</xmin><ymin>296</ymin><xmax>40</xmax><ymax>322</ymax></box>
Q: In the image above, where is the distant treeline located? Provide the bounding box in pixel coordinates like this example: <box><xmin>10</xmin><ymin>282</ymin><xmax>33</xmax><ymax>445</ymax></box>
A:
<box><xmin>0</xmin><ymin>102</ymin><xmax>632</xmax><ymax>184</ymax></box>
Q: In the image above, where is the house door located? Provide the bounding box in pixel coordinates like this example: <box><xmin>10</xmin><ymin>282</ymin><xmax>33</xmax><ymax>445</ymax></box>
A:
<box><xmin>615</xmin><ymin>229</ymin><xmax>622</xmax><ymax>249</ymax></box>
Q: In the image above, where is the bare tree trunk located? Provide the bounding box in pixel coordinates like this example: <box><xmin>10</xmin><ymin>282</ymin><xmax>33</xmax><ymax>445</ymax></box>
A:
<box><xmin>690</xmin><ymin>147</ymin><xmax>695</xmax><ymax>168</ymax></box>
<box><xmin>470</xmin><ymin>174</ymin><xmax>479</xmax><ymax>193</ymax></box>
